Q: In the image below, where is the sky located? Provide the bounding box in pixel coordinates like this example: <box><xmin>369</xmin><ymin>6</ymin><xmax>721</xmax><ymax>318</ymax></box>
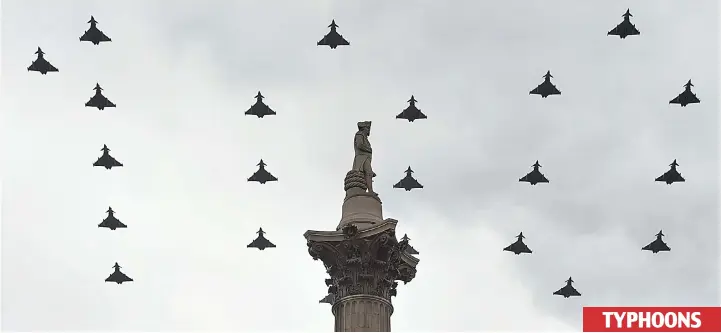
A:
<box><xmin>1</xmin><ymin>0</ymin><xmax>719</xmax><ymax>331</ymax></box>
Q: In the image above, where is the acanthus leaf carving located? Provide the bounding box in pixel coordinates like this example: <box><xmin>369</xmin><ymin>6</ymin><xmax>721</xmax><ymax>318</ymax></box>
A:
<box><xmin>306</xmin><ymin>229</ymin><xmax>417</xmax><ymax>302</ymax></box>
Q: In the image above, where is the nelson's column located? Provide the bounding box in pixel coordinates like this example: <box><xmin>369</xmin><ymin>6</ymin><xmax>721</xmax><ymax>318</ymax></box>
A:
<box><xmin>304</xmin><ymin>121</ymin><xmax>420</xmax><ymax>332</ymax></box>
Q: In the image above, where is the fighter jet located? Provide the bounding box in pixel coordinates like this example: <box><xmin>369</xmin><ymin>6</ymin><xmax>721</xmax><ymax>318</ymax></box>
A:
<box><xmin>317</xmin><ymin>20</ymin><xmax>350</xmax><ymax>49</ymax></box>
<box><xmin>393</xmin><ymin>166</ymin><xmax>424</xmax><ymax>191</ymax></box>
<box><xmin>607</xmin><ymin>9</ymin><xmax>640</xmax><ymax>39</ymax></box>
<box><xmin>98</xmin><ymin>206</ymin><xmax>127</xmax><ymax>230</ymax></box>
<box><xmin>105</xmin><ymin>262</ymin><xmax>133</xmax><ymax>284</ymax></box>
<box><xmin>642</xmin><ymin>230</ymin><xmax>671</xmax><ymax>254</ymax></box>
<box><xmin>519</xmin><ymin>161</ymin><xmax>549</xmax><ymax>185</ymax></box>
<box><xmin>396</xmin><ymin>95</ymin><xmax>427</xmax><ymax>122</ymax></box>
<box><xmin>93</xmin><ymin>144</ymin><xmax>123</xmax><ymax>170</ymax></box>
<box><xmin>245</xmin><ymin>91</ymin><xmax>277</xmax><ymax>118</ymax></box>
<box><xmin>400</xmin><ymin>234</ymin><xmax>419</xmax><ymax>255</ymax></box>
<box><xmin>319</xmin><ymin>293</ymin><xmax>335</xmax><ymax>304</ymax></box>
<box><xmin>655</xmin><ymin>159</ymin><xmax>685</xmax><ymax>185</ymax></box>
<box><xmin>248</xmin><ymin>159</ymin><xmax>278</xmax><ymax>184</ymax></box>
<box><xmin>79</xmin><ymin>16</ymin><xmax>112</xmax><ymax>45</ymax></box>
<box><xmin>247</xmin><ymin>228</ymin><xmax>276</xmax><ymax>250</ymax></box>
<box><xmin>503</xmin><ymin>232</ymin><xmax>532</xmax><ymax>255</ymax></box>
<box><xmin>85</xmin><ymin>83</ymin><xmax>116</xmax><ymax>110</ymax></box>
<box><xmin>529</xmin><ymin>71</ymin><xmax>561</xmax><ymax>98</ymax></box>
<box><xmin>27</xmin><ymin>47</ymin><xmax>59</xmax><ymax>75</ymax></box>
<box><xmin>669</xmin><ymin>80</ymin><xmax>700</xmax><ymax>107</ymax></box>
<box><xmin>553</xmin><ymin>277</ymin><xmax>581</xmax><ymax>298</ymax></box>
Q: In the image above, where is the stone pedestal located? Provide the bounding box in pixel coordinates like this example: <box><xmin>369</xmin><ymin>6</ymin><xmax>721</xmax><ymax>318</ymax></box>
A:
<box><xmin>338</xmin><ymin>187</ymin><xmax>383</xmax><ymax>231</ymax></box>
<box><xmin>304</xmin><ymin>177</ymin><xmax>419</xmax><ymax>332</ymax></box>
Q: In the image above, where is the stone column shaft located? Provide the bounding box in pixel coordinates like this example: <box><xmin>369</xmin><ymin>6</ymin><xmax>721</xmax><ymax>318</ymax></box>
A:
<box><xmin>333</xmin><ymin>295</ymin><xmax>393</xmax><ymax>332</ymax></box>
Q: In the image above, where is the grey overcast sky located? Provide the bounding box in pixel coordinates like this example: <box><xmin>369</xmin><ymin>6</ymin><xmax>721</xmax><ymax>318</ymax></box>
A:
<box><xmin>1</xmin><ymin>0</ymin><xmax>719</xmax><ymax>331</ymax></box>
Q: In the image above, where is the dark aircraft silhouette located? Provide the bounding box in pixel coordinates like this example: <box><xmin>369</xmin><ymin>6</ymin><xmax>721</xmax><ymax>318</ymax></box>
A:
<box><xmin>655</xmin><ymin>159</ymin><xmax>685</xmax><ymax>184</ymax></box>
<box><xmin>245</xmin><ymin>91</ymin><xmax>276</xmax><ymax>118</ymax></box>
<box><xmin>85</xmin><ymin>83</ymin><xmax>116</xmax><ymax>110</ymax></box>
<box><xmin>98</xmin><ymin>207</ymin><xmax>127</xmax><ymax>230</ymax></box>
<box><xmin>248</xmin><ymin>159</ymin><xmax>278</xmax><ymax>184</ymax></box>
<box><xmin>400</xmin><ymin>234</ymin><xmax>419</xmax><ymax>255</ymax></box>
<box><xmin>396</xmin><ymin>95</ymin><xmax>427</xmax><ymax>122</ymax></box>
<box><xmin>529</xmin><ymin>71</ymin><xmax>561</xmax><ymax>98</ymax></box>
<box><xmin>503</xmin><ymin>232</ymin><xmax>532</xmax><ymax>255</ymax></box>
<box><xmin>607</xmin><ymin>9</ymin><xmax>640</xmax><ymax>39</ymax></box>
<box><xmin>642</xmin><ymin>230</ymin><xmax>671</xmax><ymax>254</ymax></box>
<box><xmin>105</xmin><ymin>262</ymin><xmax>133</xmax><ymax>284</ymax></box>
<box><xmin>317</xmin><ymin>20</ymin><xmax>350</xmax><ymax>49</ymax></box>
<box><xmin>319</xmin><ymin>293</ymin><xmax>335</xmax><ymax>304</ymax></box>
<box><xmin>553</xmin><ymin>277</ymin><xmax>581</xmax><ymax>298</ymax></box>
<box><xmin>79</xmin><ymin>16</ymin><xmax>112</xmax><ymax>45</ymax></box>
<box><xmin>93</xmin><ymin>144</ymin><xmax>123</xmax><ymax>170</ymax></box>
<box><xmin>247</xmin><ymin>228</ymin><xmax>276</xmax><ymax>250</ymax></box>
<box><xmin>393</xmin><ymin>167</ymin><xmax>424</xmax><ymax>191</ymax></box>
<box><xmin>669</xmin><ymin>80</ymin><xmax>700</xmax><ymax>107</ymax></box>
<box><xmin>27</xmin><ymin>47</ymin><xmax>59</xmax><ymax>75</ymax></box>
<box><xmin>519</xmin><ymin>161</ymin><xmax>549</xmax><ymax>185</ymax></box>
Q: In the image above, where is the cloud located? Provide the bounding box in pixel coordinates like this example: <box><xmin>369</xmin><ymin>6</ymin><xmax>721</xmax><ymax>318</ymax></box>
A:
<box><xmin>2</xmin><ymin>0</ymin><xmax>717</xmax><ymax>331</ymax></box>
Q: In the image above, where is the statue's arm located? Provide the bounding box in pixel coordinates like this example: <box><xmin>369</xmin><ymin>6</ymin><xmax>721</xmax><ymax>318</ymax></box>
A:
<box><xmin>355</xmin><ymin>134</ymin><xmax>372</xmax><ymax>153</ymax></box>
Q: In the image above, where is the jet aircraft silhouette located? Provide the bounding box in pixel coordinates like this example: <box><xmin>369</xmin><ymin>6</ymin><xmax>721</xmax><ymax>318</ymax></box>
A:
<box><xmin>396</xmin><ymin>95</ymin><xmax>427</xmax><ymax>122</ymax></box>
<box><xmin>642</xmin><ymin>230</ymin><xmax>671</xmax><ymax>254</ymax></box>
<box><xmin>669</xmin><ymin>80</ymin><xmax>700</xmax><ymax>107</ymax></box>
<box><xmin>655</xmin><ymin>159</ymin><xmax>685</xmax><ymax>184</ymax></box>
<box><xmin>319</xmin><ymin>293</ymin><xmax>335</xmax><ymax>304</ymax></box>
<box><xmin>317</xmin><ymin>20</ymin><xmax>350</xmax><ymax>49</ymax></box>
<box><xmin>98</xmin><ymin>207</ymin><xmax>127</xmax><ymax>230</ymax></box>
<box><xmin>93</xmin><ymin>144</ymin><xmax>123</xmax><ymax>170</ymax></box>
<box><xmin>248</xmin><ymin>159</ymin><xmax>278</xmax><ymax>184</ymax></box>
<box><xmin>247</xmin><ymin>228</ymin><xmax>276</xmax><ymax>250</ymax></box>
<box><xmin>85</xmin><ymin>83</ymin><xmax>116</xmax><ymax>110</ymax></box>
<box><xmin>393</xmin><ymin>167</ymin><xmax>424</xmax><ymax>191</ymax></box>
<box><xmin>400</xmin><ymin>234</ymin><xmax>419</xmax><ymax>255</ymax></box>
<box><xmin>553</xmin><ymin>277</ymin><xmax>581</xmax><ymax>298</ymax></box>
<box><xmin>245</xmin><ymin>91</ymin><xmax>276</xmax><ymax>118</ymax></box>
<box><xmin>529</xmin><ymin>71</ymin><xmax>561</xmax><ymax>98</ymax></box>
<box><xmin>519</xmin><ymin>161</ymin><xmax>549</xmax><ymax>185</ymax></box>
<box><xmin>105</xmin><ymin>262</ymin><xmax>133</xmax><ymax>284</ymax></box>
<box><xmin>27</xmin><ymin>47</ymin><xmax>59</xmax><ymax>75</ymax></box>
<box><xmin>503</xmin><ymin>232</ymin><xmax>532</xmax><ymax>255</ymax></box>
<box><xmin>607</xmin><ymin>9</ymin><xmax>640</xmax><ymax>39</ymax></box>
<box><xmin>79</xmin><ymin>16</ymin><xmax>112</xmax><ymax>45</ymax></box>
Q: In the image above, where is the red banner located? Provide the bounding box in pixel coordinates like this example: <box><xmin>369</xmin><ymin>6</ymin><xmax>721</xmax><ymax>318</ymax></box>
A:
<box><xmin>583</xmin><ymin>307</ymin><xmax>721</xmax><ymax>332</ymax></box>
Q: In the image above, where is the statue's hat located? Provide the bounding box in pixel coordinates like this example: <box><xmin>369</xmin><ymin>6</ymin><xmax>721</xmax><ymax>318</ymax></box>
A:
<box><xmin>357</xmin><ymin>121</ymin><xmax>372</xmax><ymax>129</ymax></box>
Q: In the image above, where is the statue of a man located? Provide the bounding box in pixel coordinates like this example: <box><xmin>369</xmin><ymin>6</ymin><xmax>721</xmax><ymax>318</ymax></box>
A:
<box><xmin>352</xmin><ymin>121</ymin><xmax>376</xmax><ymax>193</ymax></box>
